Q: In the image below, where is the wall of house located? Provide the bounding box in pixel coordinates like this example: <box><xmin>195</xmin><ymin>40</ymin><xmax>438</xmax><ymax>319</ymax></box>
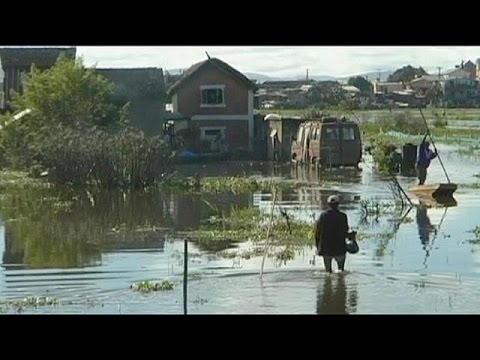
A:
<box><xmin>3</xmin><ymin>67</ymin><xmax>28</xmax><ymax>100</ymax></box>
<box><xmin>464</xmin><ymin>64</ymin><xmax>476</xmax><ymax>80</ymax></box>
<box><xmin>127</xmin><ymin>99</ymin><xmax>166</xmax><ymax>136</ymax></box>
<box><xmin>98</xmin><ymin>68</ymin><xmax>166</xmax><ymax>136</ymax></box>
<box><xmin>175</xmin><ymin>63</ymin><xmax>249</xmax><ymax>116</ymax></box>
<box><xmin>188</xmin><ymin>119</ymin><xmax>249</xmax><ymax>153</ymax></box>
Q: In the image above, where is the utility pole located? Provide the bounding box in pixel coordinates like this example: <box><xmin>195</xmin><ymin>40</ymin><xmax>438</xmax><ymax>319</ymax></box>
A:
<box><xmin>437</xmin><ymin>67</ymin><xmax>443</xmax><ymax>109</ymax></box>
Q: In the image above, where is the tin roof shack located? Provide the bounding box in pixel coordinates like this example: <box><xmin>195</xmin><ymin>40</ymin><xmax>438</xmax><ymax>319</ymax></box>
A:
<box><xmin>264</xmin><ymin>113</ymin><xmax>303</xmax><ymax>161</ymax></box>
<box><xmin>97</xmin><ymin>68</ymin><xmax>166</xmax><ymax>136</ymax></box>
<box><xmin>0</xmin><ymin>47</ymin><xmax>76</xmax><ymax>107</ymax></box>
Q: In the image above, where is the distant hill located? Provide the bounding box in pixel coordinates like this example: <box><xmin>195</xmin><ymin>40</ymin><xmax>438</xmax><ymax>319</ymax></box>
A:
<box><xmin>338</xmin><ymin>70</ymin><xmax>395</xmax><ymax>82</ymax></box>
<box><xmin>166</xmin><ymin>68</ymin><xmax>395</xmax><ymax>84</ymax></box>
<box><xmin>245</xmin><ymin>71</ymin><xmax>394</xmax><ymax>83</ymax></box>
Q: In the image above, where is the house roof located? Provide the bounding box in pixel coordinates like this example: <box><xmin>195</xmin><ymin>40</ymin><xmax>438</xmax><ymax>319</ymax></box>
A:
<box><xmin>261</xmin><ymin>80</ymin><xmax>315</xmax><ymax>88</ymax></box>
<box><xmin>167</xmin><ymin>57</ymin><xmax>256</xmax><ymax>96</ymax></box>
<box><xmin>97</xmin><ymin>67</ymin><xmax>164</xmax><ymax>84</ymax></box>
<box><xmin>375</xmin><ymin>82</ymin><xmax>403</xmax><ymax>86</ymax></box>
<box><xmin>97</xmin><ymin>68</ymin><xmax>165</xmax><ymax>99</ymax></box>
<box><xmin>342</xmin><ymin>85</ymin><xmax>360</xmax><ymax>93</ymax></box>
<box><xmin>0</xmin><ymin>47</ymin><xmax>76</xmax><ymax>68</ymax></box>
<box><xmin>443</xmin><ymin>68</ymin><xmax>470</xmax><ymax>78</ymax></box>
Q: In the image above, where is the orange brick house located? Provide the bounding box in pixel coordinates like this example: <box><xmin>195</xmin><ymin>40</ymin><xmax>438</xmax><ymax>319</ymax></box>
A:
<box><xmin>167</xmin><ymin>57</ymin><xmax>257</xmax><ymax>153</ymax></box>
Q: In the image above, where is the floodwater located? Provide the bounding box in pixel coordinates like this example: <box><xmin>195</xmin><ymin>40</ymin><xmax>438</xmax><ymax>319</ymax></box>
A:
<box><xmin>1</xmin><ymin>145</ymin><xmax>480</xmax><ymax>314</ymax></box>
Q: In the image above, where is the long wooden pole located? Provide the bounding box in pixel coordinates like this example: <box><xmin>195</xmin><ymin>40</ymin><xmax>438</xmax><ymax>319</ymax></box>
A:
<box><xmin>419</xmin><ymin>108</ymin><xmax>451</xmax><ymax>183</ymax></box>
<box><xmin>183</xmin><ymin>239</ymin><xmax>188</xmax><ymax>315</ymax></box>
<box><xmin>260</xmin><ymin>187</ymin><xmax>278</xmax><ymax>279</ymax></box>
<box><xmin>392</xmin><ymin>175</ymin><xmax>413</xmax><ymax>206</ymax></box>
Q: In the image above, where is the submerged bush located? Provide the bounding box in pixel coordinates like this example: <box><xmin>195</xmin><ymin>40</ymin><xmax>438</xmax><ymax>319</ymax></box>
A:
<box><xmin>0</xmin><ymin>56</ymin><xmax>174</xmax><ymax>189</ymax></box>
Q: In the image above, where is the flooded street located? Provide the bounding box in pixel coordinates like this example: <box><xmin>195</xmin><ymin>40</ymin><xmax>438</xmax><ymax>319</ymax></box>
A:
<box><xmin>1</xmin><ymin>145</ymin><xmax>480</xmax><ymax>314</ymax></box>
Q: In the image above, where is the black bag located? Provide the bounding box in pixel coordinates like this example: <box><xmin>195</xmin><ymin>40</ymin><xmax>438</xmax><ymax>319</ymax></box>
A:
<box><xmin>346</xmin><ymin>231</ymin><xmax>359</xmax><ymax>254</ymax></box>
<box><xmin>346</xmin><ymin>239</ymin><xmax>359</xmax><ymax>254</ymax></box>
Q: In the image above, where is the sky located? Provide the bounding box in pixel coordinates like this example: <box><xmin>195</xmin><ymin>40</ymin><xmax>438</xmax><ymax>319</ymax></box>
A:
<box><xmin>1</xmin><ymin>46</ymin><xmax>480</xmax><ymax>80</ymax></box>
<box><xmin>72</xmin><ymin>46</ymin><xmax>480</xmax><ymax>79</ymax></box>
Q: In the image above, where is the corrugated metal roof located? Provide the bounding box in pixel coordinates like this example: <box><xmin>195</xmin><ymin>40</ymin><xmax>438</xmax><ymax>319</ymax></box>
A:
<box><xmin>0</xmin><ymin>47</ymin><xmax>76</xmax><ymax>68</ymax></box>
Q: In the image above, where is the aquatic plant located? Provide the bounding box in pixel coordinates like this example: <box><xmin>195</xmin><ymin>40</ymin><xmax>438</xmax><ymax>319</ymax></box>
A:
<box><xmin>131</xmin><ymin>280</ymin><xmax>175</xmax><ymax>293</ymax></box>
<box><xmin>162</xmin><ymin>176</ymin><xmax>308</xmax><ymax>195</ymax></box>
<box><xmin>0</xmin><ymin>296</ymin><xmax>60</xmax><ymax>312</ymax></box>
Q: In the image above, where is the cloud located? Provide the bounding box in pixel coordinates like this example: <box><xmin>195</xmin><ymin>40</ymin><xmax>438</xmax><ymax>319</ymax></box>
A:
<box><xmin>74</xmin><ymin>46</ymin><xmax>480</xmax><ymax>78</ymax></box>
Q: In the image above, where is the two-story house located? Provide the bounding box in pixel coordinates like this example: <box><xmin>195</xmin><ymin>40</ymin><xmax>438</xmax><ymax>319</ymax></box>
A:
<box><xmin>167</xmin><ymin>57</ymin><xmax>257</xmax><ymax>153</ymax></box>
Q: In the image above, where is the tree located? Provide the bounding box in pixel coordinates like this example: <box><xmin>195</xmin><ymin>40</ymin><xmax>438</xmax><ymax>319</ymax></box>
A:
<box><xmin>13</xmin><ymin>55</ymin><xmax>127</xmax><ymax>128</ymax></box>
<box><xmin>387</xmin><ymin>65</ymin><xmax>428</xmax><ymax>83</ymax></box>
<box><xmin>0</xmin><ymin>56</ymin><xmax>173</xmax><ymax>188</ymax></box>
<box><xmin>347</xmin><ymin>76</ymin><xmax>373</xmax><ymax>94</ymax></box>
<box><xmin>307</xmin><ymin>81</ymin><xmax>347</xmax><ymax>108</ymax></box>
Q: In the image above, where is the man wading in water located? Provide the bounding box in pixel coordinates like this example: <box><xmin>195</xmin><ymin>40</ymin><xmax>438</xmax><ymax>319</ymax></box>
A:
<box><xmin>315</xmin><ymin>195</ymin><xmax>350</xmax><ymax>273</ymax></box>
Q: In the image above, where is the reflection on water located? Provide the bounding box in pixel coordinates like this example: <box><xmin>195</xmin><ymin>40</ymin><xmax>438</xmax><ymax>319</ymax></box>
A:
<box><xmin>416</xmin><ymin>204</ymin><xmax>436</xmax><ymax>267</ymax></box>
<box><xmin>316</xmin><ymin>274</ymin><xmax>357</xmax><ymax>314</ymax></box>
<box><xmin>0</xmin><ymin>186</ymin><xmax>250</xmax><ymax>269</ymax></box>
<box><xmin>1</xmin><ymin>150</ymin><xmax>480</xmax><ymax>313</ymax></box>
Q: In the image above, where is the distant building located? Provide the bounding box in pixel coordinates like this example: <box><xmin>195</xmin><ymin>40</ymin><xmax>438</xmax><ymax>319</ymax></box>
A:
<box><xmin>443</xmin><ymin>68</ymin><xmax>471</xmax><ymax>80</ymax></box>
<box><xmin>342</xmin><ymin>85</ymin><xmax>361</xmax><ymax>96</ymax></box>
<box><xmin>97</xmin><ymin>68</ymin><xmax>166</xmax><ymax>136</ymax></box>
<box><xmin>373</xmin><ymin>81</ymin><xmax>404</xmax><ymax>94</ymax></box>
<box><xmin>167</xmin><ymin>57</ymin><xmax>257</xmax><ymax>153</ymax></box>
<box><xmin>409</xmin><ymin>77</ymin><xmax>436</xmax><ymax>95</ymax></box>
<box><xmin>463</xmin><ymin>60</ymin><xmax>477</xmax><ymax>80</ymax></box>
<box><xmin>0</xmin><ymin>47</ymin><xmax>76</xmax><ymax>105</ymax></box>
<box><xmin>261</xmin><ymin>80</ymin><xmax>315</xmax><ymax>89</ymax></box>
<box><xmin>443</xmin><ymin>77</ymin><xmax>480</xmax><ymax>107</ymax></box>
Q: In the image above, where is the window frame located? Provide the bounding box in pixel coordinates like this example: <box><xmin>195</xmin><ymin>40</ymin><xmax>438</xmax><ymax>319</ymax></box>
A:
<box><xmin>200</xmin><ymin>85</ymin><xmax>226</xmax><ymax>108</ymax></box>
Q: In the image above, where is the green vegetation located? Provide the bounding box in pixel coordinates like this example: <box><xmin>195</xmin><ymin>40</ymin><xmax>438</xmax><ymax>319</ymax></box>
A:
<box><xmin>387</xmin><ymin>65</ymin><xmax>428</xmax><ymax>83</ymax></box>
<box><xmin>347</xmin><ymin>76</ymin><xmax>373</xmax><ymax>94</ymax></box>
<box><xmin>0</xmin><ymin>185</ymin><xmax>175</xmax><ymax>268</ymax></box>
<box><xmin>163</xmin><ymin>176</ymin><xmax>310</xmax><ymax>194</ymax></box>
<box><xmin>0</xmin><ymin>170</ymin><xmax>48</xmax><ymax>190</ymax></box>
<box><xmin>131</xmin><ymin>280</ymin><xmax>175</xmax><ymax>293</ymax></box>
<box><xmin>0</xmin><ymin>56</ymin><xmax>174</xmax><ymax>189</ymax></box>
<box><xmin>258</xmin><ymin>108</ymin><xmax>480</xmax><ymax>123</ymax></box>
<box><xmin>468</xmin><ymin>226</ymin><xmax>480</xmax><ymax>244</ymax></box>
<box><xmin>191</xmin><ymin>206</ymin><xmax>313</xmax><ymax>263</ymax></box>
<box><xmin>0</xmin><ymin>296</ymin><xmax>59</xmax><ymax>312</ymax></box>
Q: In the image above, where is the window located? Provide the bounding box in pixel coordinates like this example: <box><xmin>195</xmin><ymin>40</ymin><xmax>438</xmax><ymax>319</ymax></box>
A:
<box><xmin>342</xmin><ymin>127</ymin><xmax>356</xmax><ymax>141</ymax></box>
<box><xmin>200</xmin><ymin>127</ymin><xmax>226</xmax><ymax>140</ymax></box>
<box><xmin>205</xmin><ymin>129</ymin><xmax>222</xmax><ymax>137</ymax></box>
<box><xmin>325</xmin><ymin>127</ymin><xmax>339</xmax><ymax>141</ymax></box>
<box><xmin>201</xmin><ymin>85</ymin><xmax>225</xmax><ymax>107</ymax></box>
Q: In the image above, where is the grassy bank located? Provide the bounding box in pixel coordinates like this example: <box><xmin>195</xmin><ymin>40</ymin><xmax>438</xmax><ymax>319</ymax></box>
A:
<box><xmin>258</xmin><ymin>108</ymin><xmax>480</xmax><ymax>121</ymax></box>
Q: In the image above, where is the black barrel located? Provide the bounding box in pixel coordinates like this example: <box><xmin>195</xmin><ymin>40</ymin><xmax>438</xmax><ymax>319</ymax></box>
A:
<box><xmin>402</xmin><ymin>143</ymin><xmax>417</xmax><ymax>174</ymax></box>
